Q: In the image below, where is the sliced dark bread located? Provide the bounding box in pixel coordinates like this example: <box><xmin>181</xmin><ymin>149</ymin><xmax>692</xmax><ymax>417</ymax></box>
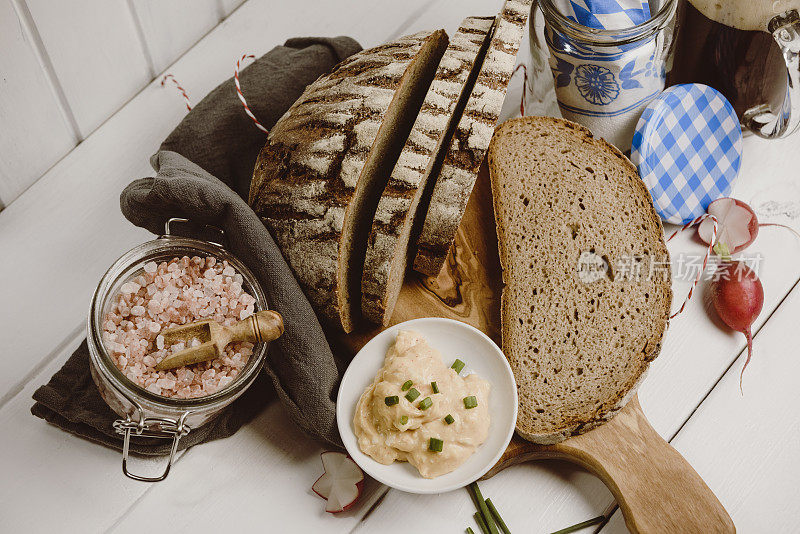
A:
<box><xmin>250</xmin><ymin>30</ymin><xmax>449</xmax><ymax>332</ymax></box>
<box><xmin>487</xmin><ymin>117</ymin><xmax>672</xmax><ymax>444</ymax></box>
<box><xmin>361</xmin><ymin>17</ymin><xmax>495</xmax><ymax>325</ymax></box>
<box><xmin>413</xmin><ymin>0</ymin><xmax>531</xmax><ymax>277</ymax></box>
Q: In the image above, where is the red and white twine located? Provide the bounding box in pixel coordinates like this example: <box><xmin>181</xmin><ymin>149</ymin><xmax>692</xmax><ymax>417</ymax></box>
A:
<box><xmin>513</xmin><ymin>63</ymin><xmax>528</xmax><ymax>117</ymax></box>
<box><xmin>234</xmin><ymin>54</ymin><xmax>269</xmax><ymax>134</ymax></box>
<box><xmin>666</xmin><ymin>213</ymin><xmax>718</xmax><ymax>319</ymax></box>
<box><xmin>160</xmin><ymin>74</ymin><xmax>192</xmax><ymax>111</ymax></box>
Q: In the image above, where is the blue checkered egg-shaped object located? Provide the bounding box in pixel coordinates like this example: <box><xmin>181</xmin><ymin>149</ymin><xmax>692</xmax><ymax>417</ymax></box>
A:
<box><xmin>631</xmin><ymin>84</ymin><xmax>742</xmax><ymax>225</ymax></box>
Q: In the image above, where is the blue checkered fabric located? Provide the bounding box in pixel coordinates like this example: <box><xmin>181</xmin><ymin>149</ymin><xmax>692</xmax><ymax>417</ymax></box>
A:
<box><xmin>631</xmin><ymin>84</ymin><xmax>742</xmax><ymax>224</ymax></box>
<box><xmin>564</xmin><ymin>0</ymin><xmax>651</xmax><ymax>29</ymax></box>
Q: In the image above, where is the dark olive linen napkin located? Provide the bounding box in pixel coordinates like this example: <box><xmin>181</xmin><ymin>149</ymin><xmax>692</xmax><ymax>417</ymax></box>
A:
<box><xmin>31</xmin><ymin>36</ymin><xmax>362</xmax><ymax>454</ymax></box>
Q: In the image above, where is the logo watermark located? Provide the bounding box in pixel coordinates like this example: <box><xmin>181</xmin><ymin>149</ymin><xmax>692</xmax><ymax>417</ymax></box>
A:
<box><xmin>576</xmin><ymin>253</ymin><xmax>764</xmax><ymax>283</ymax></box>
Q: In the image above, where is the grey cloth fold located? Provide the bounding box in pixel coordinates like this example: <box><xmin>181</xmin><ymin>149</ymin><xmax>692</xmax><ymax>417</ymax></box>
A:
<box><xmin>31</xmin><ymin>36</ymin><xmax>362</xmax><ymax>453</ymax></box>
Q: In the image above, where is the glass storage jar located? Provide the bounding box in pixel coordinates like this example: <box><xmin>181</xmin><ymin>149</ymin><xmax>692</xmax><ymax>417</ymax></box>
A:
<box><xmin>529</xmin><ymin>0</ymin><xmax>678</xmax><ymax>150</ymax></box>
<box><xmin>87</xmin><ymin>219</ymin><xmax>269</xmax><ymax>482</ymax></box>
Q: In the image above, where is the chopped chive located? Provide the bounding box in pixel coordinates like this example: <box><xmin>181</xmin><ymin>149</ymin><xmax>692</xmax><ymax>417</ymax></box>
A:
<box><xmin>474</xmin><ymin>512</ymin><xmax>491</xmax><ymax>534</ymax></box>
<box><xmin>399</xmin><ymin>415</ymin><xmax>408</xmax><ymax>425</ymax></box>
<box><xmin>384</xmin><ymin>395</ymin><xmax>399</xmax><ymax>406</ymax></box>
<box><xmin>401</xmin><ymin>380</ymin><xmax>413</xmax><ymax>391</ymax></box>
<box><xmin>548</xmin><ymin>515</ymin><xmax>605</xmax><ymax>534</ymax></box>
<box><xmin>469</xmin><ymin>482</ymin><xmax>499</xmax><ymax>534</ymax></box>
<box><xmin>444</xmin><ymin>414</ymin><xmax>455</xmax><ymax>425</ymax></box>
<box><xmin>466</xmin><ymin>528</ymin><xmax>476</xmax><ymax>534</ymax></box>
<box><xmin>418</xmin><ymin>397</ymin><xmax>433</xmax><ymax>410</ymax></box>
<box><xmin>431</xmin><ymin>381</ymin><xmax>439</xmax><ymax>393</ymax></box>
<box><xmin>464</xmin><ymin>395</ymin><xmax>478</xmax><ymax>409</ymax></box>
<box><xmin>428</xmin><ymin>437</ymin><xmax>443</xmax><ymax>452</ymax></box>
<box><xmin>486</xmin><ymin>498</ymin><xmax>511</xmax><ymax>534</ymax></box>
<box><xmin>451</xmin><ymin>359</ymin><xmax>466</xmax><ymax>373</ymax></box>
<box><xmin>405</xmin><ymin>388</ymin><xmax>420</xmax><ymax>402</ymax></box>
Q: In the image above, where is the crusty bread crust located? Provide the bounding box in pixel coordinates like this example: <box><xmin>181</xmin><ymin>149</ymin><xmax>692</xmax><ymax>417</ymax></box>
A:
<box><xmin>250</xmin><ymin>31</ymin><xmax>448</xmax><ymax>332</ymax></box>
<box><xmin>361</xmin><ymin>17</ymin><xmax>494</xmax><ymax>325</ymax></box>
<box><xmin>413</xmin><ymin>0</ymin><xmax>532</xmax><ymax>277</ymax></box>
<box><xmin>488</xmin><ymin>116</ymin><xmax>671</xmax><ymax>444</ymax></box>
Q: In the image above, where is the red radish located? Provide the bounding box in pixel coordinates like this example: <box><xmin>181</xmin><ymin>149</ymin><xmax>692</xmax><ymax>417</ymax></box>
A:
<box><xmin>312</xmin><ymin>451</ymin><xmax>364</xmax><ymax>513</ymax></box>
<box><xmin>699</xmin><ymin>197</ymin><xmax>800</xmax><ymax>253</ymax></box>
<box><xmin>698</xmin><ymin>198</ymin><xmax>759</xmax><ymax>253</ymax></box>
<box><xmin>710</xmin><ymin>262</ymin><xmax>764</xmax><ymax>393</ymax></box>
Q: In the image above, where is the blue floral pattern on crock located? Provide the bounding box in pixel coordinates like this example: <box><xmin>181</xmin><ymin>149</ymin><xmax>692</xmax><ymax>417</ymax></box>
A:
<box><xmin>619</xmin><ymin>58</ymin><xmax>645</xmax><ymax>89</ymax></box>
<box><xmin>551</xmin><ymin>56</ymin><xmax>574</xmax><ymax>88</ymax></box>
<box><xmin>575</xmin><ymin>64</ymin><xmax>620</xmax><ymax>105</ymax></box>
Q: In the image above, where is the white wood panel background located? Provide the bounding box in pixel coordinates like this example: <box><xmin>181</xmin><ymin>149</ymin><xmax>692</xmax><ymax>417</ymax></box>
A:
<box><xmin>24</xmin><ymin>0</ymin><xmax>152</xmax><ymax>137</ymax></box>
<box><xmin>0</xmin><ymin>0</ymin><xmax>77</xmax><ymax>207</ymax></box>
<box><xmin>131</xmin><ymin>0</ymin><xmax>220</xmax><ymax>74</ymax></box>
<box><xmin>0</xmin><ymin>0</ymin><xmax>798</xmax><ymax>533</ymax></box>
<box><xmin>0</xmin><ymin>0</ymin><xmax>243</xmax><ymax>209</ymax></box>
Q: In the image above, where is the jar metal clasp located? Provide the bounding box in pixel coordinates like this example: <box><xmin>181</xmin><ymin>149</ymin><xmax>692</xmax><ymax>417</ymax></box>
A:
<box><xmin>162</xmin><ymin>217</ymin><xmax>226</xmax><ymax>248</ymax></box>
<box><xmin>105</xmin><ymin>360</ymin><xmax>193</xmax><ymax>482</ymax></box>
<box><xmin>113</xmin><ymin>412</ymin><xmax>190</xmax><ymax>483</ymax></box>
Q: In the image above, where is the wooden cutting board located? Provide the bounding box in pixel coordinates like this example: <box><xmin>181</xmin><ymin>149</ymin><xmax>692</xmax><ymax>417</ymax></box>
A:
<box><xmin>339</xmin><ymin>161</ymin><xmax>503</xmax><ymax>354</ymax></box>
<box><xmin>335</xmin><ymin>164</ymin><xmax>735</xmax><ymax>533</ymax></box>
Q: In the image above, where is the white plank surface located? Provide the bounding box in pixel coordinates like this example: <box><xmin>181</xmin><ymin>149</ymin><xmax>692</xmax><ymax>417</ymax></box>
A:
<box><xmin>216</xmin><ymin>0</ymin><xmax>245</xmax><ymax>18</ymax></box>
<box><xmin>603</xmin><ymin>279</ymin><xmax>800</xmax><ymax>533</ymax></box>
<box><xmin>0</xmin><ymin>0</ymin><xmax>77</xmax><ymax>207</ymax></box>
<box><xmin>1</xmin><ymin>0</ymin><xmax>799</xmax><ymax>531</ymax></box>
<box><xmin>109</xmin><ymin>402</ymin><xmax>389</xmax><ymax>534</ymax></box>
<box><xmin>132</xmin><ymin>0</ymin><xmax>221</xmax><ymax>74</ymax></box>
<box><xmin>24</xmin><ymin>0</ymin><xmax>151</xmax><ymax>138</ymax></box>
<box><xmin>0</xmin><ymin>0</ymin><xmax>479</xmax><ymax>531</ymax></box>
<box><xmin>0</xmin><ymin>331</ymin><xmax>181</xmax><ymax>533</ymax></box>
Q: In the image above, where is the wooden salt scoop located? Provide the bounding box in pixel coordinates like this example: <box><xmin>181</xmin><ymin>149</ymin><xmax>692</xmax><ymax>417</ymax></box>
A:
<box><xmin>155</xmin><ymin>310</ymin><xmax>284</xmax><ymax>371</ymax></box>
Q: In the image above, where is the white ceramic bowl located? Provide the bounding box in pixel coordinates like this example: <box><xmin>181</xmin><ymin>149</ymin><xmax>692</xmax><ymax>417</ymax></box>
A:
<box><xmin>337</xmin><ymin>318</ymin><xmax>518</xmax><ymax>494</ymax></box>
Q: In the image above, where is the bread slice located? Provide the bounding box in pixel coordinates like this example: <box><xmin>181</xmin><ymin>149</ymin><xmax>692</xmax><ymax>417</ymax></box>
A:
<box><xmin>250</xmin><ymin>30</ymin><xmax>449</xmax><ymax>332</ymax></box>
<box><xmin>413</xmin><ymin>0</ymin><xmax>531</xmax><ymax>277</ymax></box>
<box><xmin>361</xmin><ymin>17</ymin><xmax>495</xmax><ymax>325</ymax></box>
<box><xmin>487</xmin><ymin>117</ymin><xmax>672</xmax><ymax>444</ymax></box>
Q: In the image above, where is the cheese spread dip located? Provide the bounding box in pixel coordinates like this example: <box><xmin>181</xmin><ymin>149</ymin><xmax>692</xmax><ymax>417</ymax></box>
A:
<box><xmin>354</xmin><ymin>330</ymin><xmax>491</xmax><ymax>478</ymax></box>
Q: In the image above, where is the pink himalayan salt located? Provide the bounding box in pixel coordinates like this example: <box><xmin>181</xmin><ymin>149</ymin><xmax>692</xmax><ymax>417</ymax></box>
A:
<box><xmin>102</xmin><ymin>255</ymin><xmax>256</xmax><ymax>399</ymax></box>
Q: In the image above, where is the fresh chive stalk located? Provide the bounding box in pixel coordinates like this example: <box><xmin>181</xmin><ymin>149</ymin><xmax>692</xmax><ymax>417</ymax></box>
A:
<box><xmin>428</xmin><ymin>438</ymin><xmax>443</xmax><ymax>452</ymax></box>
<box><xmin>384</xmin><ymin>395</ymin><xmax>399</xmax><ymax>406</ymax></box>
<box><xmin>405</xmin><ymin>388</ymin><xmax>420</xmax><ymax>402</ymax></box>
<box><xmin>399</xmin><ymin>415</ymin><xmax>408</xmax><ymax>425</ymax></box>
<box><xmin>486</xmin><ymin>498</ymin><xmax>511</xmax><ymax>534</ymax></box>
<box><xmin>451</xmin><ymin>359</ymin><xmax>466</xmax><ymax>373</ymax></box>
<box><xmin>431</xmin><ymin>381</ymin><xmax>439</xmax><ymax>394</ymax></box>
<box><xmin>444</xmin><ymin>414</ymin><xmax>455</xmax><ymax>425</ymax></box>
<box><xmin>469</xmin><ymin>482</ymin><xmax>499</xmax><ymax>534</ymax></box>
<box><xmin>464</xmin><ymin>396</ymin><xmax>478</xmax><ymax>409</ymax></box>
<box><xmin>418</xmin><ymin>397</ymin><xmax>433</xmax><ymax>410</ymax></box>
<box><xmin>401</xmin><ymin>380</ymin><xmax>413</xmax><ymax>391</ymax></box>
<box><xmin>466</xmin><ymin>528</ymin><xmax>476</xmax><ymax>534</ymax></box>
<box><xmin>548</xmin><ymin>515</ymin><xmax>605</xmax><ymax>534</ymax></box>
<box><xmin>474</xmin><ymin>512</ymin><xmax>490</xmax><ymax>534</ymax></box>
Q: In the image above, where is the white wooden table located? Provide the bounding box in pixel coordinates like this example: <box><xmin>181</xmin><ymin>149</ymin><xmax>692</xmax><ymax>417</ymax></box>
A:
<box><xmin>1</xmin><ymin>1</ymin><xmax>798</xmax><ymax>532</ymax></box>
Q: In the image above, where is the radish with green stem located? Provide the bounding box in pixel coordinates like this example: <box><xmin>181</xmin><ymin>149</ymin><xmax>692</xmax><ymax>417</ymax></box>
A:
<box><xmin>710</xmin><ymin>261</ymin><xmax>764</xmax><ymax>394</ymax></box>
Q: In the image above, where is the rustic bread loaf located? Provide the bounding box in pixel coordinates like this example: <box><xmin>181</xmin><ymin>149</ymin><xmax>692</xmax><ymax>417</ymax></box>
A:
<box><xmin>250</xmin><ymin>30</ymin><xmax>449</xmax><ymax>332</ymax></box>
<box><xmin>361</xmin><ymin>17</ymin><xmax>494</xmax><ymax>325</ymax></box>
<box><xmin>487</xmin><ymin>116</ymin><xmax>672</xmax><ymax>444</ymax></box>
<box><xmin>413</xmin><ymin>0</ymin><xmax>531</xmax><ymax>277</ymax></box>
